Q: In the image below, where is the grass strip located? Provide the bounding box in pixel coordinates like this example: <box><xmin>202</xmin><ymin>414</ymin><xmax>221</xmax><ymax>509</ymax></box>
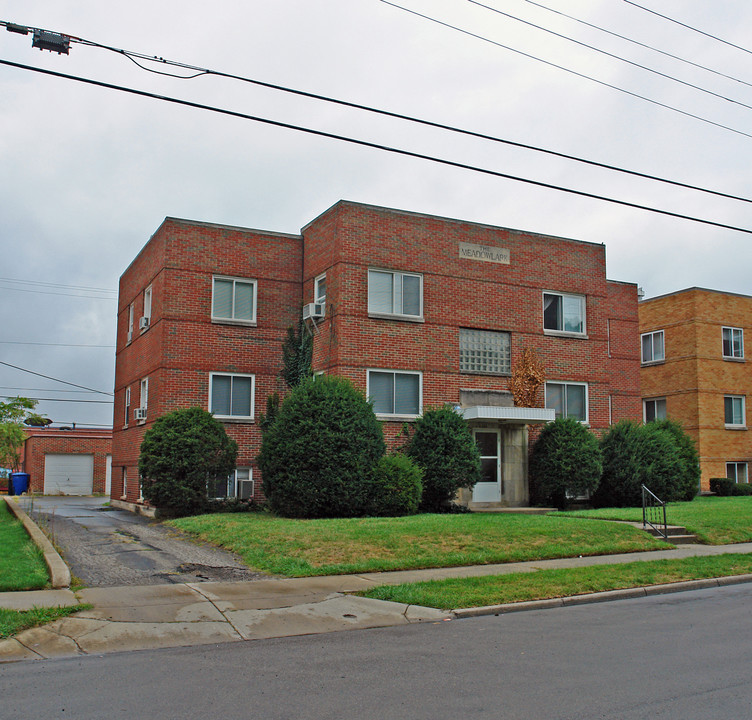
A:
<box><xmin>358</xmin><ymin>554</ymin><xmax>752</xmax><ymax>609</ymax></box>
<box><xmin>559</xmin><ymin>496</ymin><xmax>752</xmax><ymax>545</ymax></box>
<box><xmin>0</xmin><ymin>501</ymin><xmax>49</xmax><ymax>591</ymax></box>
<box><xmin>0</xmin><ymin>605</ymin><xmax>90</xmax><ymax>639</ymax></box>
<box><xmin>170</xmin><ymin>512</ymin><xmax>667</xmax><ymax>577</ymax></box>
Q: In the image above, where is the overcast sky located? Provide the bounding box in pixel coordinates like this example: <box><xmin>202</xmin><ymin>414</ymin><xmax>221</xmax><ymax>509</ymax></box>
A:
<box><xmin>2</xmin><ymin>0</ymin><xmax>751</xmax><ymax>428</ymax></box>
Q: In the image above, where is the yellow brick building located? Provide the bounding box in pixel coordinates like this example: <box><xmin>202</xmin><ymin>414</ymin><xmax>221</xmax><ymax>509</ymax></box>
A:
<box><xmin>639</xmin><ymin>287</ymin><xmax>751</xmax><ymax>491</ymax></box>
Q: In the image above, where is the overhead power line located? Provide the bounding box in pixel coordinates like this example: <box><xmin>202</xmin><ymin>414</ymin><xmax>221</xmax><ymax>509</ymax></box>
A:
<box><xmin>0</xmin><ymin>386</ymin><xmax>101</xmax><ymax>394</ymax></box>
<box><xmin>521</xmin><ymin>0</ymin><xmax>752</xmax><ymax>89</ymax></box>
<box><xmin>466</xmin><ymin>0</ymin><xmax>752</xmax><ymax>112</ymax></box>
<box><xmin>0</xmin><ymin>359</ymin><xmax>113</xmax><ymax>396</ymax></box>
<box><xmin>623</xmin><ymin>1</ymin><xmax>752</xmax><ymax>57</ymax></box>
<box><xmin>2</xmin><ymin>58</ymin><xmax>752</xmax><ymax>235</ymax></box>
<box><xmin>380</xmin><ymin>1</ymin><xmax>752</xmax><ymax>141</ymax></box>
<box><xmin>1</xmin><ymin>395</ymin><xmax>113</xmax><ymax>404</ymax></box>
<box><xmin>2</xmin><ymin>21</ymin><xmax>751</xmax><ymax>205</ymax></box>
<box><xmin>0</xmin><ymin>341</ymin><xmax>115</xmax><ymax>348</ymax></box>
<box><xmin>0</xmin><ymin>277</ymin><xmax>115</xmax><ymax>293</ymax></box>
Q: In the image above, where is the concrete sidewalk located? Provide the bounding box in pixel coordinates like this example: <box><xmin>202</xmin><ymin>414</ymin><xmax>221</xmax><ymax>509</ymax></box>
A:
<box><xmin>3</xmin><ymin>541</ymin><xmax>752</xmax><ymax>663</ymax></box>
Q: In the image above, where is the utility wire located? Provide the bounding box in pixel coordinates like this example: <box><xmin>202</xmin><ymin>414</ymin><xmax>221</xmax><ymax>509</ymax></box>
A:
<box><xmin>0</xmin><ymin>341</ymin><xmax>115</xmax><ymax>348</ymax></box>
<box><xmin>0</xmin><ymin>386</ymin><xmax>101</xmax><ymax>394</ymax></box>
<box><xmin>2</xmin><ymin>58</ymin><xmax>751</xmax><ymax>236</ymax></box>
<box><xmin>2</xmin><ymin>21</ymin><xmax>750</xmax><ymax>204</ymax></box>
<box><xmin>466</xmin><ymin>0</ymin><xmax>752</xmax><ymax>112</ymax></box>
<box><xmin>623</xmin><ymin>1</ymin><xmax>752</xmax><ymax>57</ymax></box>
<box><xmin>521</xmin><ymin>0</ymin><xmax>752</xmax><ymax>89</ymax></box>
<box><xmin>1</xmin><ymin>395</ymin><xmax>113</xmax><ymax>404</ymax></box>
<box><xmin>380</xmin><ymin>1</ymin><xmax>752</xmax><ymax>141</ymax></box>
<box><xmin>0</xmin><ymin>284</ymin><xmax>117</xmax><ymax>300</ymax></box>
<box><xmin>0</xmin><ymin>277</ymin><xmax>115</xmax><ymax>293</ymax></box>
<box><xmin>0</xmin><ymin>358</ymin><xmax>114</xmax><ymax>396</ymax></box>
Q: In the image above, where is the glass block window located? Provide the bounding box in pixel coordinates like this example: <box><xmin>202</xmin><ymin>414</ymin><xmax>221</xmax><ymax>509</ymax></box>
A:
<box><xmin>460</xmin><ymin>329</ymin><xmax>511</xmax><ymax>374</ymax></box>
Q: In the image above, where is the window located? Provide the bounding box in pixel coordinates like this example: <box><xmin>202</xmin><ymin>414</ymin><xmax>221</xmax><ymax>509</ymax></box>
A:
<box><xmin>209</xmin><ymin>468</ymin><xmax>254</xmax><ymax>499</ymax></box>
<box><xmin>460</xmin><ymin>329</ymin><xmax>511</xmax><ymax>374</ymax></box>
<box><xmin>121</xmin><ymin>468</ymin><xmax>127</xmax><ymax>499</ymax></box>
<box><xmin>143</xmin><ymin>286</ymin><xmax>152</xmax><ymax>321</ymax></box>
<box><xmin>140</xmin><ymin>378</ymin><xmax>149</xmax><ymax>410</ymax></box>
<box><xmin>643</xmin><ymin>398</ymin><xmax>666</xmax><ymax>423</ymax></box>
<box><xmin>127</xmin><ymin>304</ymin><xmax>134</xmax><ymax>342</ymax></box>
<box><xmin>724</xmin><ymin>395</ymin><xmax>745</xmax><ymax>427</ymax></box>
<box><xmin>314</xmin><ymin>274</ymin><xmax>326</xmax><ymax>305</ymax></box>
<box><xmin>212</xmin><ymin>276</ymin><xmax>257</xmax><ymax>323</ymax></box>
<box><xmin>546</xmin><ymin>382</ymin><xmax>588</xmax><ymax>422</ymax></box>
<box><xmin>367</xmin><ymin>370</ymin><xmax>421</xmax><ymax>416</ymax></box>
<box><xmin>727</xmin><ymin>462</ymin><xmax>749</xmax><ymax>484</ymax></box>
<box><xmin>124</xmin><ymin>387</ymin><xmax>131</xmax><ymax>426</ymax></box>
<box><xmin>368</xmin><ymin>269</ymin><xmax>422</xmax><ymax>318</ymax></box>
<box><xmin>722</xmin><ymin>327</ymin><xmax>744</xmax><ymax>359</ymax></box>
<box><xmin>641</xmin><ymin>330</ymin><xmax>665</xmax><ymax>364</ymax></box>
<box><xmin>543</xmin><ymin>292</ymin><xmax>585</xmax><ymax>335</ymax></box>
<box><xmin>210</xmin><ymin>373</ymin><xmax>255</xmax><ymax>419</ymax></box>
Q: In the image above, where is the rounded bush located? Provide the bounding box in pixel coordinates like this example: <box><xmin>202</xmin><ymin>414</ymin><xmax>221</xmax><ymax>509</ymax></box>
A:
<box><xmin>258</xmin><ymin>376</ymin><xmax>385</xmax><ymax>518</ymax></box>
<box><xmin>593</xmin><ymin>420</ymin><xmax>684</xmax><ymax>507</ymax></box>
<box><xmin>405</xmin><ymin>407</ymin><xmax>481</xmax><ymax>512</ymax></box>
<box><xmin>529</xmin><ymin>417</ymin><xmax>602</xmax><ymax>509</ymax></box>
<box><xmin>366</xmin><ymin>453</ymin><xmax>423</xmax><ymax>516</ymax></box>
<box><xmin>139</xmin><ymin>407</ymin><xmax>238</xmax><ymax>517</ymax></box>
<box><xmin>649</xmin><ymin>419</ymin><xmax>700</xmax><ymax>501</ymax></box>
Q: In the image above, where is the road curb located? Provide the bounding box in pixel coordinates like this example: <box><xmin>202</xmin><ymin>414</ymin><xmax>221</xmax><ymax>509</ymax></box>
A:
<box><xmin>3</xmin><ymin>497</ymin><xmax>71</xmax><ymax>589</ymax></box>
<box><xmin>451</xmin><ymin>573</ymin><xmax>752</xmax><ymax>618</ymax></box>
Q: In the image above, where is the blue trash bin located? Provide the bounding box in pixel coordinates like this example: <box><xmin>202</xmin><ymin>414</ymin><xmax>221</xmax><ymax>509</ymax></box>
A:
<box><xmin>9</xmin><ymin>472</ymin><xmax>29</xmax><ymax>495</ymax></box>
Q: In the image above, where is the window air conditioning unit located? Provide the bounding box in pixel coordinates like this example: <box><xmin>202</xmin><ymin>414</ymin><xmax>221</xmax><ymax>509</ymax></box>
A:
<box><xmin>238</xmin><ymin>479</ymin><xmax>254</xmax><ymax>500</ymax></box>
<box><xmin>139</xmin><ymin>316</ymin><xmax>150</xmax><ymax>330</ymax></box>
<box><xmin>302</xmin><ymin>302</ymin><xmax>325</xmax><ymax>321</ymax></box>
<box><xmin>134</xmin><ymin>408</ymin><xmax>148</xmax><ymax>421</ymax></box>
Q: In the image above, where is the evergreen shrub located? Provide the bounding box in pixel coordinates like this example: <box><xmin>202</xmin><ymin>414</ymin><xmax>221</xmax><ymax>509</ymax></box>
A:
<box><xmin>650</xmin><ymin>419</ymin><xmax>700</xmax><ymax>501</ymax></box>
<box><xmin>258</xmin><ymin>376</ymin><xmax>385</xmax><ymax>518</ymax></box>
<box><xmin>404</xmin><ymin>407</ymin><xmax>481</xmax><ymax>512</ymax></box>
<box><xmin>529</xmin><ymin>417</ymin><xmax>602</xmax><ymax>509</ymax></box>
<box><xmin>366</xmin><ymin>453</ymin><xmax>423</xmax><ymax>516</ymax></box>
<box><xmin>139</xmin><ymin>407</ymin><xmax>238</xmax><ymax>517</ymax></box>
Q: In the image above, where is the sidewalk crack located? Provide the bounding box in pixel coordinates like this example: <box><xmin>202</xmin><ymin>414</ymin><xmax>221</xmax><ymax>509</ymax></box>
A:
<box><xmin>188</xmin><ymin>584</ymin><xmax>244</xmax><ymax>639</ymax></box>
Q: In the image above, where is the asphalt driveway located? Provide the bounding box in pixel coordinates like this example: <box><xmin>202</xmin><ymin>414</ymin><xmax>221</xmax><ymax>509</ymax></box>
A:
<box><xmin>17</xmin><ymin>496</ymin><xmax>267</xmax><ymax>587</ymax></box>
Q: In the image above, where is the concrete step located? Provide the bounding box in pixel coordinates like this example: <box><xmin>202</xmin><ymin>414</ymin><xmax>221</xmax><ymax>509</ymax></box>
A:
<box><xmin>645</xmin><ymin>525</ymin><xmax>698</xmax><ymax>544</ymax></box>
<box><xmin>468</xmin><ymin>505</ymin><xmax>554</xmax><ymax>515</ymax></box>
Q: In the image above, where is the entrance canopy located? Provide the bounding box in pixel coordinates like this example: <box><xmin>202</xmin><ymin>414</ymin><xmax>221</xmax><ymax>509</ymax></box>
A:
<box><xmin>460</xmin><ymin>406</ymin><xmax>555</xmax><ymax>424</ymax></box>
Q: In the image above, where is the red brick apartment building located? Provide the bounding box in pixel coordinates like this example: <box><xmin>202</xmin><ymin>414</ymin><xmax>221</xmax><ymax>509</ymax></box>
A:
<box><xmin>111</xmin><ymin>201</ymin><xmax>641</xmax><ymax>511</ymax></box>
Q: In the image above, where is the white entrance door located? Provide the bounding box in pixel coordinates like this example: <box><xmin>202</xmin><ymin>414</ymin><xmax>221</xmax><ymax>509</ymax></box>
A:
<box><xmin>44</xmin><ymin>454</ymin><xmax>94</xmax><ymax>495</ymax></box>
<box><xmin>472</xmin><ymin>429</ymin><xmax>502</xmax><ymax>503</ymax></box>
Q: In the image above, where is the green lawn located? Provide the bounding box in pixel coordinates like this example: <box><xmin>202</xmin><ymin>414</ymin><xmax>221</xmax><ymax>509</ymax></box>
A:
<box><xmin>170</xmin><ymin>511</ymin><xmax>668</xmax><ymax>577</ymax></box>
<box><xmin>359</xmin><ymin>554</ymin><xmax>752</xmax><ymax>609</ymax></box>
<box><xmin>0</xmin><ymin>501</ymin><xmax>49</xmax><ymax>591</ymax></box>
<box><xmin>559</xmin><ymin>496</ymin><xmax>752</xmax><ymax>545</ymax></box>
<box><xmin>0</xmin><ymin>605</ymin><xmax>89</xmax><ymax>640</ymax></box>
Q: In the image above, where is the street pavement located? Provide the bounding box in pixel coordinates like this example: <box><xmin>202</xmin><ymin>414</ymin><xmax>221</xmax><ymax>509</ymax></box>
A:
<box><xmin>3</xmin><ymin>495</ymin><xmax>752</xmax><ymax>664</ymax></box>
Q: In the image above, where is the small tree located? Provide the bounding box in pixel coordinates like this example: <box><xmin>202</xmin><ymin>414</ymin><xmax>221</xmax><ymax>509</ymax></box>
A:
<box><xmin>404</xmin><ymin>407</ymin><xmax>481</xmax><ymax>512</ymax></box>
<box><xmin>258</xmin><ymin>376</ymin><xmax>385</xmax><ymax>518</ymax></box>
<box><xmin>0</xmin><ymin>397</ymin><xmax>39</xmax><ymax>472</ymax></box>
<box><xmin>366</xmin><ymin>453</ymin><xmax>423</xmax><ymax>517</ymax></box>
<box><xmin>593</xmin><ymin>420</ymin><xmax>684</xmax><ymax>507</ymax></box>
<box><xmin>139</xmin><ymin>407</ymin><xmax>238</xmax><ymax>516</ymax></box>
<box><xmin>281</xmin><ymin>321</ymin><xmax>313</xmax><ymax>388</ymax></box>
<box><xmin>509</xmin><ymin>348</ymin><xmax>545</xmax><ymax>407</ymax></box>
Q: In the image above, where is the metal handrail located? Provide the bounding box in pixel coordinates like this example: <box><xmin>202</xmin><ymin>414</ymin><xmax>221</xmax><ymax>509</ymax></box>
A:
<box><xmin>642</xmin><ymin>484</ymin><xmax>668</xmax><ymax>541</ymax></box>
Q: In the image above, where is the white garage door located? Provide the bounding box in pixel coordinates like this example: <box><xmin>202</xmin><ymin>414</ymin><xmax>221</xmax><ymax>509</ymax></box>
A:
<box><xmin>44</xmin><ymin>454</ymin><xmax>94</xmax><ymax>495</ymax></box>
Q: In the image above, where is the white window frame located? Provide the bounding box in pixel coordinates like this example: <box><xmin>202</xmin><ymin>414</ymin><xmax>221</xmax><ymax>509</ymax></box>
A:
<box><xmin>641</xmin><ymin>330</ymin><xmax>665</xmax><ymax>364</ymax></box>
<box><xmin>121</xmin><ymin>467</ymin><xmax>127</xmax><ymax>500</ymax></box>
<box><xmin>727</xmin><ymin>462</ymin><xmax>749</xmax><ymax>484</ymax></box>
<box><xmin>140</xmin><ymin>377</ymin><xmax>149</xmax><ymax>411</ymax></box>
<box><xmin>722</xmin><ymin>326</ymin><xmax>744</xmax><ymax>359</ymax></box>
<box><xmin>210</xmin><ymin>468</ymin><xmax>254</xmax><ymax>500</ymax></box>
<box><xmin>124</xmin><ymin>387</ymin><xmax>131</xmax><ymax>427</ymax></box>
<box><xmin>367</xmin><ymin>269</ymin><xmax>423</xmax><ymax>320</ymax></box>
<box><xmin>143</xmin><ymin>285</ymin><xmax>152</xmax><ymax>322</ymax></box>
<box><xmin>545</xmin><ymin>381</ymin><xmax>589</xmax><ymax>423</ymax></box>
<box><xmin>367</xmin><ymin>369</ymin><xmax>422</xmax><ymax>418</ymax></box>
<box><xmin>314</xmin><ymin>273</ymin><xmax>327</xmax><ymax>305</ymax></box>
<box><xmin>211</xmin><ymin>276</ymin><xmax>258</xmax><ymax>325</ymax></box>
<box><xmin>209</xmin><ymin>372</ymin><xmax>255</xmax><ymax>421</ymax></box>
<box><xmin>724</xmin><ymin>395</ymin><xmax>746</xmax><ymax>428</ymax></box>
<box><xmin>643</xmin><ymin>397</ymin><xmax>667</xmax><ymax>423</ymax></box>
<box><xmin>127</xmin><ymin>304</ymin><xmax>134</xmax><ymax>343</ymax></box>
<box><xmin>542</xmin><ymin>291</ymin><xmax>586</xmax><ymax>336</ymax></box>
<box><xmin>459</xmin><ymin>328</ymin><xmax>511</xmax><ymax>375</ymax></box>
